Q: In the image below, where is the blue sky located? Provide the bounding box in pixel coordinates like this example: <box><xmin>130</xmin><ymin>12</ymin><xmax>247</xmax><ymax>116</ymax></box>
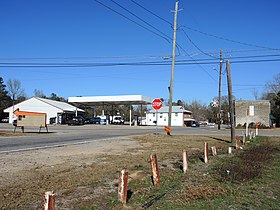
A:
<box><xmin>0</xmin><ymin>0</ymin><xmax>279</xmax><ymax>105</ymax></box>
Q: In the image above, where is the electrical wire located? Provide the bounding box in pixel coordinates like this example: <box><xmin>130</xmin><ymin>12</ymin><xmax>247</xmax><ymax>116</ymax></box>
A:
<box><xmin>130</xmin><ymin>0</ymin><xmax>173</xmax><ymax>26</ymax></box>
<box><xmin>93</xmin><ymin>0</ymin><xmax>171</xmax><ymax>43</ymax></box>
<box><xmin>182</xmin><ymin>26</ymin><xmax>280</xmax><ymax>50</ymax></box>
<box><xmin>1</xmin><ymin>58</ymin><xmax>279</xmax><ymax>68</ymax></box>
<box><xmin>180</xmin><ymin>29</ymin><xmax>218</xmax><ymax>59</ymax></box>
<box><xmin>1</xmin><ymin>53</ymin><xmax>280</xmax><ymax>62</ymax></box>
<box><xmin>110</xmin><ymin>0</ymin><xmax>172</xmax><ymax>42</ymax></box>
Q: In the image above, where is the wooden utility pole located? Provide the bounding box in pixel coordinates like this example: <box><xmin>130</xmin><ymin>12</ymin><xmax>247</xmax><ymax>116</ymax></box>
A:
<box><xmin>168</xmin><ymin>1</ymin><xmax>179</xmax><ymax>130</ymax></box>
<box><xmin>217</xmin><ymin>49</ymin><xmax>223</xmax><ymax>130</ymax></box>
<box><xmin>226</xmin><ymin>60</ymin><xmax>235</xmax><ymax>143</ymax></box>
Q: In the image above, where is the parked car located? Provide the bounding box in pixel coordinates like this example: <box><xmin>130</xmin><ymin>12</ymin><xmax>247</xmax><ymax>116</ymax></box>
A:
<box><xmin>1</xmin><ymin>117</ymin><xmax>9</xmax><ymax>123</ymax></box>
<box><xmin>112</xmin><ymin>116</ymin><xmax>125</xmax><ymax>124</ymax></box>
<box><xmin>191</xmin><ymin>121</ymin><xmax>200</xmax><ymax>127</ymax></box>
<box><xmin>85</xmin><ymin>117</ymin><xmax>101</xmax><ymax>124</ymax></box>
<box><xmin>185</xmin><ymin>120</ymin><xmax>200</xmax><ymax>127</ymax></box>
<box><xmin>100</xmin><ymin>118</ymin><xmax>107</xmax><ymax>125</ymax></box>
<box><xmin>67</xmin><ymin>116</ymin><xmax>85</xmax><ymax>126</ymax></box>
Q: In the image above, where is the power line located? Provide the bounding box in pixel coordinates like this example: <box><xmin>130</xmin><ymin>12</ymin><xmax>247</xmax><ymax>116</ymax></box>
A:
<box><xmin>110</xmin><ymin>0</ymin><xmax>172</xmax><ymax>42</ymax></box>
<box><xmin>129</xmin><ymin>0</ymin><xmax>173</xmax><ymax>26</ymax></box>
<box><xmin>2</xmin><ymin>57</ymin><xmax>279</xmax><ymax>68</ymax></box>
<box><xmin>93</xmin><ymin>0</ymin><xmax>171</xmax><ymax>43</ymax></box>
<box><xmin>0</xmin><ymin>55</ymin><xmax>172</xmax><ymax>61</ymax></box>
<box><xmin>1</xmin><ymin>53</ymin><xmax>280</xmax><ymax>62</ymax></box>
<box><xmin>2</xmin><ymin>54</ymin><xmax>280</xmax><ymax>66</ymax></box>
<box><xmin>180</xmin><ymin>29</ymin><xmax>218</xmax><ymax>59</ymax></box>
<box><xmin>2</xmin><ymin>53</ymin><xmax>280</xmax><ymax>62</ymax></box>
<box><xmin>182</xmin><ymin>26</ymin><xmax>280</xmax><ymax>50</ymax></box>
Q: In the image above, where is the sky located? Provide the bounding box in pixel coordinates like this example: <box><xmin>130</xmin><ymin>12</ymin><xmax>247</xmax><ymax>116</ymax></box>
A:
<box><xmin>0</xmin><ymin>0</ymin><xmax>279</xmax><ymax>105</ymax></box>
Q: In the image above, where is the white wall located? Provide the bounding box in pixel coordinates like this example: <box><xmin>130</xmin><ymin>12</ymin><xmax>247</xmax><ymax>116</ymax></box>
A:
<box><xmin>146</xmin><ymin>112</ymin><xmax>184</xmax><ymax>126</ymax></box>
<box><xmin>5</xmin><ymin>98</ymin><xmax>62</xmax><ymax>124</ymax></box>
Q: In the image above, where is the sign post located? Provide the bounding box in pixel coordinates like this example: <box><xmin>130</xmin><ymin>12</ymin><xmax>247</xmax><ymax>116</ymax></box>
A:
<box><xmin>152</xmin><ymin>98</ymin><xmax>162</xmax><ymax>134</ymax></box>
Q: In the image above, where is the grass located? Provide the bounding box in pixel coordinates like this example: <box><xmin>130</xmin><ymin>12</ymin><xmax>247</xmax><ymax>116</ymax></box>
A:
<box><xmin>79</xmin><ymin>135</ymin><xmax>280</xmax><ymax>210</ymax></box>
<box><xmin>1</xmin><ymin>134</ymin><xmax>279</xmax><ymax>209</ymax></box>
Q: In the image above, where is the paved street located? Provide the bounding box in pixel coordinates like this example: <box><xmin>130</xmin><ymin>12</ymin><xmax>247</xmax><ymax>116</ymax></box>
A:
<box><xmin>0</xmin><ymin>123</ymin><xmax>279</xmax><ymax>153</ymax></box>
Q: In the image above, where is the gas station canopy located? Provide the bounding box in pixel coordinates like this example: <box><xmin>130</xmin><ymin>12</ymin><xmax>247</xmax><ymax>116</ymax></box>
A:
<box><xmin>68</xmin><ymin>95</ymin><xmax>153</xmax><ymax>106</ymax></box>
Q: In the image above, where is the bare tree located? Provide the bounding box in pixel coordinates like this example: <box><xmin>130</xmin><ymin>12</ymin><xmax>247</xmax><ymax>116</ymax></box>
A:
<box><xmin>7</xmin><ymin>79</ymin><xmax>25</xmax><ymax>106</ymax></box>
<box><xmin>265</xmin><ymin>73</ymin><xmax>280</xmax><ymax>95</ymax></box>
<box><xmin>252</xmin><ymin>88</ymin><xmax>259</xmax><ymax>100</ymax></box>
<box><xmin>34</xmin><ymin>89</ymin><xmax>46</xmax><ymax>98</ymax></box>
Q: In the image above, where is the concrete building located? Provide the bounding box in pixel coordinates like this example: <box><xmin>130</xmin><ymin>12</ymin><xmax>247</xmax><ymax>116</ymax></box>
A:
<box><xmin>4</xmin><ymin>97</ymin><xmax>84</xmax><ymax>124</ymax></box>
<box><xmin>235</xmin><ymin>100</ymin><xmax>271</xmax><ymax>127</ymax></box>
<box><xmin>146</xmin><ymin>106</ymin><xmax>192</xmax><ymax>126</ymax></box>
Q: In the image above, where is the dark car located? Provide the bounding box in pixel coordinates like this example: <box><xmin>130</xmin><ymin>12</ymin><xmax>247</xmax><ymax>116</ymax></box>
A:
<box><xmin>67</xmin><ymin>117</ymin><xmax>85</xmax><ymax>126</ymax></box>
<box><xmin>185</xmin><ymin>120</ymin><xmax>200</xmax><ymax>127</ymax></box>
<box><xmin>191</xmin><ymin>121</ymin><xmax>200</xmax><ymax>127</ymax></box>
<box><xmin>85</xmin><ymin>117</ymin><xmax>101</xmax><ymax>124</ymax></box>
<box><xmin>1</xmin><ymin>117</ymin><xmax>9</xmax><ymax>123</ymax></box>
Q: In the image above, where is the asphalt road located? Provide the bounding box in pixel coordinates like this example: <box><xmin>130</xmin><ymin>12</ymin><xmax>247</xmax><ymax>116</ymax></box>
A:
<box><xmin>0</xmin><ymin>123</ymin><xmax>279</xmax><ymax>153</ymax></box>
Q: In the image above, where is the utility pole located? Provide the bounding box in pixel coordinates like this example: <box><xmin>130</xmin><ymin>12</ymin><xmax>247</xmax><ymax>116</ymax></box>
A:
<box><xmin>217</xmin><ymin>49</ymin><xmax>222</xmax><ymax>130</ymax></box>
<box><xmin>168</xmin><ymin>1</ymin><xmax>179</xmax><ymax>130</ymax></box>
<box><xmin>226</xmin><ymin>60</ymin><xmax>235</xmax><ymax>143</ymax></box>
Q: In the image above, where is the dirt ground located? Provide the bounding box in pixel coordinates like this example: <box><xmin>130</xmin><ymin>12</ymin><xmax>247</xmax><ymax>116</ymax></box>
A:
<box><xmin>0</xmin><ymin>133</ymin><xmax>273</xmax><ymax>209</ymax></box>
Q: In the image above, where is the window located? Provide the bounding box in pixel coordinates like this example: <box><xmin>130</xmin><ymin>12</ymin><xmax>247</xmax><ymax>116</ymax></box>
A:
<box><xmin>249</xmin><ymin>105</ymin><xmax>254</xmax><ymax>116</ymax></box>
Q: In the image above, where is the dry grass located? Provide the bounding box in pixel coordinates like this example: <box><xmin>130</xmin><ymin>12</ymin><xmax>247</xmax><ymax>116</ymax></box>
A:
<box><xmin>1</xmin><ymin>134</ymin><xmax>279</xmax><ymax>209</ymax></box>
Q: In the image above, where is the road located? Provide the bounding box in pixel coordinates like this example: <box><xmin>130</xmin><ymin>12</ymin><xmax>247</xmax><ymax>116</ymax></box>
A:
<box><xmin>0</xmin><ymin>123</ymin><xmax>279</xmax><ymax>153</ymax></box>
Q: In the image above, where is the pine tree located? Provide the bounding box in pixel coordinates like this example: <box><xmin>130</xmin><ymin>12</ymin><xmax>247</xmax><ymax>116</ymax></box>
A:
<box><xmin>0</xmin><ymin>77</ymin><xmax>12</xmax><ymax>118</ymax></box>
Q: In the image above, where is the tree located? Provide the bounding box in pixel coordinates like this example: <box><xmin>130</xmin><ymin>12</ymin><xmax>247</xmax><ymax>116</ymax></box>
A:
<box><xmin>0</xmin><ymin>77</ymin><xmax>12</xmax><ymax>118</ymax></box>
<box><xmin>48</xmin><ymin>92</ymin><xmax>66</xmax><ymax>102</ymax></box>
<box><xmin>7</xmin><ymin>79</ymin><xmax>25</xmax><ymax>106</ymax></box>
<box><xmin>265</xmin><ymin>73</ymin><xmax>280</xmax><ymax>95</ymax></box>
<box><xmin>262</xmin><ymin>73</ymin><xmax>280</xmax><ymax>127</ymax></box>
<box><xmin>184</xmin><ymin>100</ymin><xmax>209</xmax><ymax>121</ymax></box>
<box><xmin>34</xmin><ymin>89</ymin><xmax>46</xmax><ymax>98</ymax></box>
<box><xmin>252</xmin><ymin>88</ymin><xmax>259</xmax><ymax>100</ymax></box>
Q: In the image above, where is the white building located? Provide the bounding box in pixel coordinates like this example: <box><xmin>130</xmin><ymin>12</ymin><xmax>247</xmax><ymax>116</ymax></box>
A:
<box><xmin>4</xmin><ymin>97</ymin><xmax>84</xmax><ymax>124</ymax></box>
<box><xmin>146</xmin><ymin>106</ymin><xmax>192</xmax><ymax>127</ymax></box>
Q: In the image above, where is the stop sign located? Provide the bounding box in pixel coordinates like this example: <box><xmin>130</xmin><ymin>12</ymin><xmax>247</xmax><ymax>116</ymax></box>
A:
<box><xmin>152</xmin><ymin>98</ymin><xmax>162</xmax><ymax>110</ymax></box>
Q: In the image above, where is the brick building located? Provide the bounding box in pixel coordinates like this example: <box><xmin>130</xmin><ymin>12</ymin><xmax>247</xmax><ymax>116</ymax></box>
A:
<box><xmin>235</xmin><ymin>100</ymin><xmax>271</xmax><ymax>127</ymax></box>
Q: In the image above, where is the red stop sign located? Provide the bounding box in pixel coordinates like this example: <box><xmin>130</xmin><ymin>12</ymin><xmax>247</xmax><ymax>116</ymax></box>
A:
<box><xmin>152</xmin><ymin>98</ymin><xmax>162</xmax><ymax>110</ymax></box>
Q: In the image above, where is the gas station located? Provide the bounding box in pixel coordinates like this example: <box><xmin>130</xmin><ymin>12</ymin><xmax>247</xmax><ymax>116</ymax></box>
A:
<box><xmin>68</xmin><ymin>95</ymin><xmax>153</xmax><ymax>126</ymax></box>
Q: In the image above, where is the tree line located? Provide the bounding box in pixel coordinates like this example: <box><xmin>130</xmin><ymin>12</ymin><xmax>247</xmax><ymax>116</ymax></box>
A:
<box><xmin>0</xmin><ymin>74</ymin><xmax>279</xmax><ymax>126</ymax></box>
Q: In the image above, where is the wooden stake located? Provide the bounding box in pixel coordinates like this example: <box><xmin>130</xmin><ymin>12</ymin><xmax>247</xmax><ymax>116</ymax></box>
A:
<box><xmin>211</xmin><ymin>146</ymin><xmax>217</xmax><ymax>156</ymax></box>
<box><xmin>204</xmin><ymin>142</ymin><xmax>209</xmax><ymax>163</ymax></box>
<box><xmin>235</xmin><ymin>135</ymin><xmax>239</xmax><ymax>149</ymax></box>
<box><xmin>118</xmin><ymin>169</ymin><xmax>128</xmax><ymax>204</ymax></box>
<box><xmin>150</xmin><ymin>154</ymin><xmax>160</xmax><ymax>186</ymax></box>
<box><xmin>243</xmin><ymin>134</ymin><xmax>246</xmax><ymax>145</ymax></box>
<box><xmin>42</xmin><ymin>191</ymin><xmax>55</xmax><ymax>210</ymax></box>
<box><xmin>182</xmin><ymin>150</ymin><xmax>188</xmax><ymax>174</ymax></box>
<box><xmin>228</xmin><ymin>147</ymin><xmax>232</xmax><ymax>154</ymax></box>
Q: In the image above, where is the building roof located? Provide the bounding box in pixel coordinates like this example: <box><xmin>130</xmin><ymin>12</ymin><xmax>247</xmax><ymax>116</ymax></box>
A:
<box><xmin>36</xmin><ymin>97</ymin><xmax>84</xmax><ymax>112</ymax></box>
<box><xmin>147</xmin><ymin>106</ymin><xmax>192</xmax><ymax>113</ymax></box>
<box><xmin>68</xmin><ymin>95</ymin><xmax>153</xmax><ymax>106</ymax></box>
<box><xmin>4</xmin><ymin>97</ymin><xmax>84</xmax><ymax>113</ymax></box>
